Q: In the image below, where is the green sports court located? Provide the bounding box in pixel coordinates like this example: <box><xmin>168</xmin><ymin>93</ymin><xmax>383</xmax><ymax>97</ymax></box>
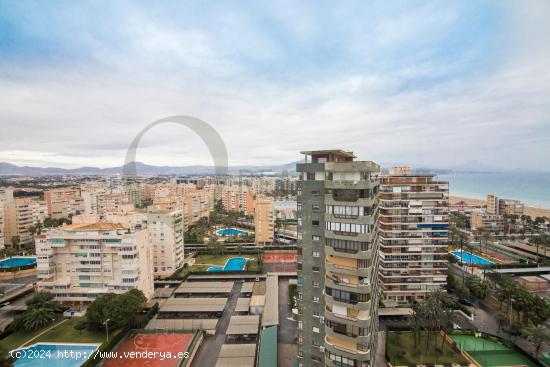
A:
<box><xmin>450</xmin><ymin>334</ymin><xmax>538</xmax><ymax>367</ymax></box>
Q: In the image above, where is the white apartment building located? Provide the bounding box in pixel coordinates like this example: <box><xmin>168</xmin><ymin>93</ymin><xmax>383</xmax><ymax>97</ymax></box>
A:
<box><xmin>36</xmin><ymin>222</ymin><xmax>154</xmax><ymax>305</ymax></box>
<box><xmin>147</xmin><ymin>206</ymin><xmax>185</xmax><ymax>277</ymax></box>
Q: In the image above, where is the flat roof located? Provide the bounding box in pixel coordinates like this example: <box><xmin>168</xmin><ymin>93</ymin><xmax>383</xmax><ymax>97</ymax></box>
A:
<box><xmin>215</xmin><ymin>344</ymin><xmax>256</xmax><ymax>367</ymax></box>
<box><xmin>154</xmin><ymin>288</ymin><xmax>175</xmax><ymax>298</ymax></box>
<box><xmin>379</xmin><ymin>308</ymin><xmax>413</xmax><ymax>316</ymax></box>
<box><xmin>63</xmin><ymin>222</ymin><xmax>128</xmax><ymax>231</ymax></box>
<box><xmin>146</xmin><ymin>318</ymin><xmax>218</xmax><ymax>331</ymax></box>
<box><xmin>300</xmin><ymin>149</ymin><xmax>356</xmax><ymax>158</ymax></box>
<box><xmin>262</xmin><ymin>275</ymin><xmax>279</xmax><ymax>327</ymax></box>
<box><xmin>252</xmin><ymin>281</ymin><xmax>266</xmax><ymax>296</ymax></box>
<box><xmin>241</xmin><ymin>282</ymin><xmax>254</xmax><ymax>293</ymax></box>
<box><xmin>492</xmin><ymin>267</ymin><xmax>550</xmax><ymax>274</ymax></box>
<box><xmin>226</xmin><ymin>315</ymin><xmax>260</xmax><ymax>335</ymax></box>
<box><xmin>159</xmin><ymin>298</ymin><xmax>227</xmax><ymax>313</ymax></box>
<box><xmin>175</xmin><ymin>281</ymin><xmax>234</xmax><ymax>294</ymax></box>
<box><xmin>187</xmin><ymin>274</ymin><xmax>266</xmax><ymax>281</ymax></box>
<box><xmin>258</xmin><ymin>326</ymin><xmax>278</xmax><ymax>367</ymax></box>
<box><xmin>235</xmin><ymin>298</ymin><xmax>251</xmax><ymax>312</ymax></box>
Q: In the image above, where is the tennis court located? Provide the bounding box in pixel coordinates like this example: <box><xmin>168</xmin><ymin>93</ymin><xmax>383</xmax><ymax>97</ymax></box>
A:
<box><xmin>102</xmin><ymin>332</ymin><xmax>195</xmax><ymax>367</ymax></box>
<box><xmin>450</xmin><ymin>334</ymin><xmax>538</xmax><ymax>367</ymax></box>
<box><xmin>262</xmin><ymin>251</ymin><xmax>297</xmax><ymax>263</ymax></box>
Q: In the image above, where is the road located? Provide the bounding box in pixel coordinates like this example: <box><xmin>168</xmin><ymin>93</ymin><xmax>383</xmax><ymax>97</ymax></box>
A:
<box><xmin>191</xmin><ymin>282</ymin><xmax>242</xmax><ymax>367</ymax></box>
<box><xmin>278</xmin><ymin>278</ymin><xmax>298</xmax><ymax>367</ymax></box>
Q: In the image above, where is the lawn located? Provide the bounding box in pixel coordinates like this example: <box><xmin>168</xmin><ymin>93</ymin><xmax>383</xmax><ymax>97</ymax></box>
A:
<box><xmin>32</xmin><ymin>317</ymin><xmax>105</xmax><ymax>344</ymax></box>
<box><xmin>386</xmin><ymin>331</ymin><xmax>468</xmax><ymax>365</ymax></box>
<box><xmin>0</xmin><ymin>316</ymin><xmax>64</xmax><ymax>352</ymax></box>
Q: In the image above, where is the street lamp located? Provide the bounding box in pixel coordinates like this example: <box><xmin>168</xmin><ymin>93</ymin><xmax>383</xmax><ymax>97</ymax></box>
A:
<box><xmin>103</xmin><ymin>319</ymin><xmax>111</xmax><ymax>342</ymax></box>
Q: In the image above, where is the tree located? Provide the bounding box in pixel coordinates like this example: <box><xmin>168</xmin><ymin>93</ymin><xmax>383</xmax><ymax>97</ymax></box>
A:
<box><xmin>86</xmin><ymin>290</ymin><xmax>147</xmax><ymax>331</ymax></box>
<box><xmin>523</xmin><ymin>325</ymin><xmax>550</xmax><ymax>357</ymax></box>
<box><xmin>10</xmin><ymin>236</ymin><xmax>20</xmax><ymax>250</ymax></box>
<box><xmin>74</xmin><ymin>318</ymin><xmax>87</xmax><ymax>336</ymax></box>
<box><xmin>21</xmin><ymin>307</ymin><xmax>56</xmax><ymax>331</ymax></box>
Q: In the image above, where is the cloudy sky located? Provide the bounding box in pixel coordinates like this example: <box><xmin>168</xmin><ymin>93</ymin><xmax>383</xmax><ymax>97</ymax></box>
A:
<box><xmin>1</xmin><ymin>0</ymin><xmax>549</xmax><ymax>170</ymax></box>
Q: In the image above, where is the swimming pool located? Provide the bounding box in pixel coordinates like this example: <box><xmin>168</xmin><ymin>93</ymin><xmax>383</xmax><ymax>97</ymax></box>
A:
<box><xmin>451</xmin><ymin>250</ymin><xmax>494</xmax><ymax>265</ymax></box>
<box><xmin>0</xmin><ymin>257</ymin><xmax>37</xmax><ymax>269</ymax></box>
<box><xmin>12</xmin><ymin>343</ymin><xmax>100</xmax><ymax>367</ymax></box>
<box><xmin>216</xmin><ymin>228</ymin><xmax>250</xmax><ymax>236</ymax></box>
<box><xmin>207</xmin><ymin>257</ymin><xmax>248</xmax><ymax>272</ymax></box>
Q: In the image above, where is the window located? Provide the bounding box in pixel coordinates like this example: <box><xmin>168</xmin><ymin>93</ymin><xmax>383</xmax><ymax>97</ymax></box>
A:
<box><xmin>311</xmin><ymin>190</ymin><xmax>320</xmax><ymax>196</ymax></box>
<box><xmin>326</xmin><ymin>238</ymin><xmax>369</xmax><ymax>253</ymax></box>
<box><xmin>312</xmin><ymin>204</ymin><xmax>320</xmax><ymax>210</ymax></box>
<box><xmin>312</xmin><ymin>280</ymin><xmax>320</xmax><ymax>287</ymax></box>
<box><xmin>312</xmin><ymin>220</ymin><xmax>319</xmax><ymax>226</ymax></box>
<box><xmin>312</xmin><ymin>251</ymin><xmax>320</xmax><ymax>258</ymax></box>
<box><xmin>312</xmin><ymin>266</ymin><xmax>320</xmax><ymax>272</ymax></box>
<box><xmin>313</xmin><ymin>296</ymin><xmax>320</xmax><ymax>303</ymax></box>
<box><xmin>312</xmin><ymin>235</ymin><xmax>320</xmax><ymax>241</ymax></box>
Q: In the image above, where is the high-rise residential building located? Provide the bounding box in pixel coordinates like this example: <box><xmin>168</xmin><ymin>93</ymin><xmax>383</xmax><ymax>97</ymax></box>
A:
<box><xmin>217</xmin><ymin>186</ymin><xmax>255</xmax><ymax>214</ymax></box>
<box><xmin>296</xmin><ymin>150</ymin><xmax>380</xmax><ymax>367</ymax></box>
<box><xmin>96</xmin><ymin>193</ymin><xmax>133</xmax><ymax>217</ymax></box>
<box><xmin>44</xmin><ymin>187</ymin><xmax>84</xmax><ymax>219</ymax></box>
<box><xmin>124</xmin><ymin>183</ymin><xmax>144</xmax><ymax>207</ymax></box>
<box><xmin>0</xmin><ymin>187</ymin><xmax>14</xmax><ymax>249</ymax></box>
<box><xmin>254</xmin><ymin>198</ymin><xmax>274</xmax><ymax>246</ymax></box>
<box><xmin>4</xmin><ymin>197</ymin><xmax>47</xmax><ymax>247</ymax></box>
<box><xmin>146</xmin><ymin>206</ymin><xmax>185</xmax><ymax>277</ymax></box>
<box><xmin>378</xmin><ymin>167</ymin><xmax>449</xmax><ymax>305</ymax></box>
<box><xmin>35</xmin><ymin>222</ymin><xmax>154</xmax><ymax>305</ymax></box>
<box><xmin>486</xmin><ymin>194</ymin><xmax>524</xmax><ymax>216</ymax></box>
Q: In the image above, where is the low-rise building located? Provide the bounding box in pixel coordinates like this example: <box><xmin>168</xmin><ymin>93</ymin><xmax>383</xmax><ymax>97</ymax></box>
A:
<box><xmin>471</xmin><ymin>211</ymin><xmax>505</xmax><ymax>232</ymax></box>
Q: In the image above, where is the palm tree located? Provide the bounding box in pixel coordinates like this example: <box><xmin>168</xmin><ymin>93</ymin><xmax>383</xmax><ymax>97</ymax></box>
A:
<box><xmin>523</xmin><ymin>325</ymin><xmax>550</xmax><ymax>357</ymax></box>
<box><xmin>410</xmin><ymin>302</ymin><xmax>426</xmax><ymax>350</ymax></box>
<box><xmin>439</xmin><ymin>308</ymin><xmax>456</xmax><ymax>352</ymax></box>
<box><xmin>455</xmin><ymin>230</ymin><xmax>469</xmax><ymax>284</ymax></box>
<box><xmin>22</xmin><ymin>307</ymin><xmax>55</xmax><ymax>331</ymax></box>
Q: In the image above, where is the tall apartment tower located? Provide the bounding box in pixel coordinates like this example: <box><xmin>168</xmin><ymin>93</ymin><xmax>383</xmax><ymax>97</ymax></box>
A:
<box><xmin>254</xmin><ymin>198</ymin><xmax>275</xmax><ymax>246</ymax></box>
<box><xmin>297</xmin><ymin>150</ymin><xmax>380</xmax><ymax>367</ymax></box>
<box><xmin>378</xmin><ymin>167</ymin><xmax>449</xmax><ymax>305</ymax></box>
<box><xmin>147</xmin><ymin>206</ymin><xmax>185</xmax><ymax>277</ymax></box>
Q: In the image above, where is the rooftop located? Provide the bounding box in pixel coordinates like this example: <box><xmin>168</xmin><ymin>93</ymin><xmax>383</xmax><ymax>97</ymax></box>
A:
<box><xmin>63</xmin><ymin>222</ymin><xmax>128</xmax><ymax>231</ymax></box>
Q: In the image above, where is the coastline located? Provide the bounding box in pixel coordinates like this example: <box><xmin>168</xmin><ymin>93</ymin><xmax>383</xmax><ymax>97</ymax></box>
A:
<box><xmin>450</xmin><ymin>196</ymin><xmax>550</xmax><ymax>219</ymax></box>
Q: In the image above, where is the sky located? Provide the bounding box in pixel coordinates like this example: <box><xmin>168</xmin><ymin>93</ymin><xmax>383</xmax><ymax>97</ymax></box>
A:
<box><xmin>0</xmin><ymin>0</ymin><xmax>549</xmax><ymax>171</ymax></box>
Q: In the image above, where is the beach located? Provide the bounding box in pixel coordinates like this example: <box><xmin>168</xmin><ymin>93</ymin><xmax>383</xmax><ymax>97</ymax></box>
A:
<box><xmin>450</xmin><ymin>196</ymin><xmax>550</xmax><ymax>219</ymax></box>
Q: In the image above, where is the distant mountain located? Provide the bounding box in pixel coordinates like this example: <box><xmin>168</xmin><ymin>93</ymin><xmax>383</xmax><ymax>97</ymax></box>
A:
<box><xmin>0</xmin><ymin>159</ymin><xmax>540</xmax><ymax>177</ymax></box>
<box><xmin>0</xmin><ymin>161</ymin><xmax>299</xmax><ymax>176</ymax></box>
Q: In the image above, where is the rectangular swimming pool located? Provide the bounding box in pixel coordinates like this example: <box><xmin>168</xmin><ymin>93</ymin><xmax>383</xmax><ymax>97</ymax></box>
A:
<box><xmin>207</xmin><ymin>257</ymin><xmax>248</xmax><ymax>272</ymax></box>
<box><xmin>451</xmin><ymin>250</ymin><xmax>494</xmax><ymax>265</ymax></box>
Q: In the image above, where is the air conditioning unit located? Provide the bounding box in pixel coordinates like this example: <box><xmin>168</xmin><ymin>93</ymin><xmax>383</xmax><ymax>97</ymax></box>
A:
<box><xmin>320</xmin><ymin>316</ymin><xmax>325</xmax><ymax>322</ymax></box>
<box><xmin>319</xmin><ymin>346</ymin><xmax>325</xmax><ymax>352</ymax></box>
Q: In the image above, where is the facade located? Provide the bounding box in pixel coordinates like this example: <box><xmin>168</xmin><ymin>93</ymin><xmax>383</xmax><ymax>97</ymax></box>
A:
<box><xmin>378</xmin><ymin>167</ymin><xmax>449</xmax><ymax>305</ymax></box>
<box><xmin>297</xmin><ymin>150</ymin><xmax>380</xmax><ymax>367</ymax></box>
<box><xmin>0</xmin><ymin>187</ymin><xmax>14</xmax><ymax>249</ymax></box>
<box><xmin>486</xmin><ymin>194</ymin><xmax>524</xmax><ymax>216</ymax></box>
<box><xmin>471</xmin><ymin>211</ymin><xmax>504</xmax><ymax>232</ymax></box>
<box><xmin>218</xmin><ymin>186</ymin><xmax>255</xmax><ymax>214</ymax></box>
<box><xmin>44</xmin><ymin>188</ymin><xmax>84</xmax><ymax>219</ymax></box>
<box><xmin>4</xmin><ymin>197</ymin><xmax>47</xmax><ymax>246</ymax></box>
<box><xmin>147</xmin><ymin>206</ymin><xmax>185</xmax><ymax>277</ymax></box>
<box><xmin>254</xmin><ymin>198</ymin><xmax>274</xmax><ymax>246</ymax></box>
<box><xmin>36</xmin><ymin>222</ymin><xmax>154</xmax><ymax>305</ymax></box>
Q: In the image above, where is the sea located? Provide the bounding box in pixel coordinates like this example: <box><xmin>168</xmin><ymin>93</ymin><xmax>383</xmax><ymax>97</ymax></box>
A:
<box><xmin>438</xmin><ymin>172</ymin><xmax>550</xmax><ymax>209</ymax></box>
